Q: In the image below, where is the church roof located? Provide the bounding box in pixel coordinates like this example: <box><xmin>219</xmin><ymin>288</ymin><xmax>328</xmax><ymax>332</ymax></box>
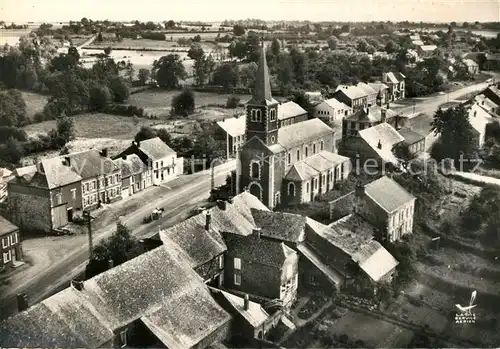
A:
<box><xmin>271</xmin><ymin>118</ymin><xmax>334</xmax><ymax>151</ymax></box>
<box><xmin>285</xmin><ymin>151</ymin><xmax>350</xmax><ymax>181</ymax></box>
<box><xmin>248</xmin><ymin>45</ymin><xmax>276</xmax><ymax>105</ymax></box>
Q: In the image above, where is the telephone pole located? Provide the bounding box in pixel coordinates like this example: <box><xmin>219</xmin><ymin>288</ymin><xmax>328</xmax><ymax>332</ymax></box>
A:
<box><xmin>83</xmin><ymin>211</ymin><xmax>93</xmax><ymax>260</ymax></box>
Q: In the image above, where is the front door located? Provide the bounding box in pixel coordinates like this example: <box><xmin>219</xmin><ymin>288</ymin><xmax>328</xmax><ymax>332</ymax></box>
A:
<box><xmin>67</xmin><ymin>208</ymin><xmax>73</xmax><ymax>222</ymax></box>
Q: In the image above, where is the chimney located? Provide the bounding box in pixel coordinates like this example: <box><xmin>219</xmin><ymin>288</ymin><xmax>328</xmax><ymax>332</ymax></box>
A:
<box><xmin>216</xmin><ymin>200</ymin><xmax>227</xmax><ymax>210</ymax></box>
<box><xmin>205</xmin><ymin>211</ymin><xmax>211</xmax><ymax>231</ymax></box>
<box><xmin>381</xmin><ymin>108</ymin><xmax>387</xmax><ymax>123</ymax></box>
<box><xmin>71</xmin><ymin>279</ymin><xmax>84</xmax><ymax>291</ymax></box>
<box><xmin>17</xmin><ymin>293</ymin><xmax>28</xmax><ymax>312</ymax></box>
<box><xmin>64</xmin><ymin>157</ymin><xmax>71</xmax><ymax>166</ymax></box>
<box><xmin>244</xmin><ymin>294</ymin><xmax>250</xmax><ymax>311</ymax></box>
<box><xmin>132</xmin><ymin>141</ymin><xmax>139</xmax><ymax>148</ymax></box>
<box><xmin>108</xmin><ymin>259</ymin><xmax>114</xmax><ymax>270</ymax></box>
<box><xmin>253</xmin><ymin>227</ymin><xmax>261</xmax><ymax>238</ymax></box>
<box><xmin>122</xmin><ymin>155</ymin><xmax>127</xmax><ymax>160</ymax></box>
<box><xmin>100</xmin><ymin>148</ymin><xmax>108</xmax><ymax>158</ymax></box>
<box><xmin>377</xmin><ymin>139</ymin><xmax>382</xmax><ymax>149</ymax></box>
<box><xmin>355</xmin><ymin>182</ymin><xmax>365</xmax><ymax>197</ymax></box>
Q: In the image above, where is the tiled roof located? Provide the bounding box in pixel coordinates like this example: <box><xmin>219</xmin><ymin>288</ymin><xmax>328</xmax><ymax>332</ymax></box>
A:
<box><xmin>13</xmin><ymin>165</ymin><xmax>36</xmax><ymax>177</ymax></box>
<box><xmin>323</xmin><ymin>98</ymin><xmax>350</xmax><ymax>110</ymax></box>
<box><xmin>356</xmin><ymin>82</ymin><xmax>377</xmax><ymax>95</ymax></box>
<box><xmin>407</xmin><ymin>113</ymin><xmax>434</xmax><ymax>136</ymax></box>
<box><xmin>358</xmin><ymin>123</ymin><xmax>405</xmax><ymax>164</ymax></box>
<box><xmin>138</xmin><ymin>137</ymin><xmax>176</xmax><ymax>160</ymax></box>
<box><xmin>141</xmin><ymin>286</ymin><xmax>230</xmax><ymax>349</ymax></box>
<box><xmin>278</xmin><ymin>101</ymin><xmax>307</xmax><ymax>120</ymax></box>
<box><xmin>310</xmin><ymin>214</ymin><xmax>398</xmax><ymax>282</ymax></box>
<box><xmin>475</xmin><ymin>95</ymin><xmax>499</xmax><ymax>111</ymax></box>
<box><xmin>285</xmin><ymin>151</ymin><xmax>349</xmax><ymax>181</ymax></box>
<box><xmin>40</xmin><ymin>157</ymin><xmax>82</xmax><ymax>189</ymax></box>
<box><xmin>0</xmin><ymin>215</ymin><xmax>18</xmax><ymax>237</ymax></box>
<box><xmin>224</xmin><ymin>232</ymin><xmax>296</xmax><ymax>267</ymax></box>
<box><xmin>335</xmin><ymin>86</ymin><xmax>367</xmax><ymax>100</ymax></box>
<box><xmin>217</xmin><ymin>115</ymin><xmax>246</xmax><ymax>137</ymax></box>
<box><xmin>252</xmin><ymin>209</ymin><xmax>307</xmax><ymax>243</ymax></box>
<box><xmin>352</xmin><ymin>240</ymin><xmax>399</xmax><ymax>282</ymax></box>
<box><xmin>113</xmin><ymin>154</ymin><xmax>147</xmax><ymax>178</ymax></box>
<box><xmin>346</xmin><ymin>106</ymin><xmax>398</xmax><ymax>123</ymax></box>
<box><xmin>66</xmin><ymin>149</ymin><xmax>117</xmax><ymax>179</ymax></box>
<box><xmin>275</xmin><ymin>118</ymin><xmax>333</xmax><ymax>150</ymax></box>
<box><xmin>399</xmin><ymin>128</ymin><xmax>425</xmax><ymax>145</ymax></box>
<box><xmin>216</xmin><ymin>289</ymin><xmax>270</xmax><ymax>327</ymax></box>
<box><xmin>469</xmin><ymin>103</ymin><xmax>493</xmax><ymax>134</ymax></box>
<box><xmin>368</xmin><ymin>82</ymin><xmax>389</xmax><ymax>92</ymax></box>
<box><xmin>364</xmin><ymin>176</ymin><xmax>415</xmax><ymax>213</ymax></box>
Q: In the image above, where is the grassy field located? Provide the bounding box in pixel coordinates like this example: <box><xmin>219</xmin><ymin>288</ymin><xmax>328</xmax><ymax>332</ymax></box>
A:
<box><xmin>21</xmin><ymin>91</ymin><xmax>47</xmax><ymax>119</ymax></box>
<box><xmin>128</xmin><ymin>89</ymin><xmax>252</xmax><ymax>118</ymax></box>
<box><xmin>87</xmin><ymin>38</ymin><xmax>219</xmax><ymax>51</ymax></box>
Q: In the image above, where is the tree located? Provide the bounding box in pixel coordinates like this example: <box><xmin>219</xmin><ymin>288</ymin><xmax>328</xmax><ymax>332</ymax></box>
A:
<box><xmin>233</xmin><ymin>24</ymin><xmax>246</xmax><ymax>36</ymax></box>
<box><xmin>0</xmin><ymin>89</ymin><xmax>28</xmax><ymax>127</ymax></box>
<box><xmin>391</xmin><ymin>142</ymin><xmax>416</xmax><ymax>170</ymax></box>
<box><xmin>271</xmin><ymin>38</ymin><xmax>281</xmax><ymax>56</ymax></box>
<box><xmin>357</xmin><ymin>38</ymin><xmax>369</xmax><ymax>52</ymax></box>
<box><xmin>156</xmin><ymin>128</ymin><xmax>172</xmax><ymax>144</ymax></box>
<box><xmin>213</xmin><ymin>63</ymin><xmax>240</xmax><ymax>92</ymax></box>
<box><xmin>85</xmin><ymin>222</ymin><xmax>141</xmax><ymax>279</ymax></box>
<box><xmin>104</xmin><ymin>46</ymin><xmax>112</xmax><ymax>56</ymax></box>
<box><xmin>138</xmin><ymin>68</ymin><xmax>151</xmax><ymax>85</ymax></box>
<box><xmin>228</xmin><ymin>40</ymin><xmax>248</xmax><ymax>60</ymax></box>
<box><xmin>431</xmin><ymin>105</ymin><xmax>478</xmax><ymax>167</ymax></box>
<box><xmin>385</xmin><ymin>40</ymin><xmax>401</xmax><ymax>54</ymax></box>
<box><xmin>152</xmin><ymin>54</ymin><xmax>187</xmax><ymax>88</ymax></box>
<box><xmin>2</xmin><ymin>137</ymin><xmax>24</xmax><ymax>164</ymax></box>
<box><xmin>226</xmin><ymin>96</ymin><xmax>240</xmax><ymax>109</ymax></box>
<box><xmin>52</xmin><ymin>113</ymin><xmax>75</xmax><ymax>148</ymax></box>
<box><xmin>124</xmin><ymin>60</ymin><xmax>135</xmax><ymax>82</ymax></box>
<box><xmin>187</xmin><ymin>43</ymin><xmax>205</xmax><ymax>61</ymax></box>
<box><xmin>327</xmin><ymin>36</ymin><xmax>338</xmax><ymax>50</ymax></box>
<box><xmin>109</xmin><ymin>77</ymin><xmax>130</xmax><ymax>103</ymax></box>
<box><xmin>291</xmin><ymin>91</ymin><xmax>312</xmax><ymax>116</ymax></box>
<box><xmin>135</xmin><ymin>126</ymin><xmax>157</xmax><ymax>142</ymax></box>
<box><xmin>89</xmin><ymin>84</ymin><xmax>112</xmax><ymax>111</ymax></box>
<box><xmin>172</xmin><ymin>89</ymin><xmax>195</xmax><ymax>116</ymax></box>
<box><xmin>239</xmin><ymin>61</ymin><xmax>258</xmax><ymax>89</ymax></box>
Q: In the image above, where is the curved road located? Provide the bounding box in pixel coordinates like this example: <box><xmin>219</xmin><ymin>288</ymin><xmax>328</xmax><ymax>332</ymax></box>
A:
<box><xmin>0</xmin><ymin>160</ymin><xmax>236</xmax><ymax>320</ymax></box>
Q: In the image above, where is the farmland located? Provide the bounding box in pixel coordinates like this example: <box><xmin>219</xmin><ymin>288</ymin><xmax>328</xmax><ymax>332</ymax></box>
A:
<box><xmin>20</xmin><ymin>91</ymin><xmax>47</xmax><ymax>119</ymax></box>
<box><xmin>85</xmin><ymin>38</ymin><xmax>220</xmax><ymax>51</ymax></box>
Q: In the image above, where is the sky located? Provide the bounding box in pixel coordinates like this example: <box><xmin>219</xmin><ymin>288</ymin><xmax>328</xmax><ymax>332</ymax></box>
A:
<box><xmin>1</xmin><ymin>0</ymin><xmax>499</xmax><ymax>23</ymax></box>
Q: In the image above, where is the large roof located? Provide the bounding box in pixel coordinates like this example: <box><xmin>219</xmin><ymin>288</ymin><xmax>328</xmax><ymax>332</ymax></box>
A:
<box><xmin>356</xmin><ymin>82</ymin><xmax>377</xmax><ymax>95</ymax></box>
<box><xmin>285</xmin><ymin>151</ymin><xmax>350</xmax><ymax>181</ymax></box>
<box><xmin>358</xmin><ymin>122</ymin><xmax>405</xmax><ymax>164</ymax></box>
<box><xmin>66</xmin><ymin>149</ymin><xmax>117</xmax><ymax>179</ymax></box>
<box><xmin>346</xmin><ymin>106</ymin><xmax>398</xmax><ymax>123</ymax></box>
<box><xmin>322</xmin><ymin>98</ymin><xmax>351</xmax><ymax>110</ymax></box>
<box><xmin>216</xmin><ymin>115</ymin><xmax>246</xmax><ymax>137</ymax></box>
<box><xmin>271</xmin><ymin>118</ymin><xmax>333</xmax><ymax>150</ymax></box>
<box><xmin>251</xmin><ymin>209</ymin><xmax>307</xmax><ymax>243</ymax></box>
<box><xmin>399</xmin><ymin>128</ymin><xmax>425</xmax><ymax>145</ymax></box>
<box><xmin>215</xmin><ymin>289</ymin><xmax>270</xmax><ymax>327</ymax></box>
<box><xmin>335</xmin><ymin>85</ymin><xmax>367</xmax><ymax>100</ymax></box>
<box><xmin>364</xmin><ymin>175</ymin><xmax>415</xmax><ymax>213</ymax></box>
<box><xmin>352</xmin><ymin>241</ymin><xmax>399</xmax><ymax>282</ymax></box>
<box><xmin>248</xmin><ymin>46</ymin><xmax>277</xmax><ymax>106</ymax></box>
<box><xmin>40</xmin><ymin>157</ymin><xmax>82</xmax><ymax>189</ymax></box>
<box><xmin>407</xmin><ymin>113</ymin><xmax>434</xmax><ymax>136</ymax></box>
<box><xmin>138</xmin><ymin>137</ymin><xmax>176</xmax><ymax>160</ymax></box>
<box><xmin>0</xmin><ymin>215</ymin><xmax>18</xmax><ymax>237</ymax></box>
<box><xmin>113</xmin><ymin>154</ymin><xmax>148</xmax><ymax>178</ymax></box>
<box><xmin>278</xmin><ymin>101</ymin><xmax>307</xmax><ymax>120</ymax></box>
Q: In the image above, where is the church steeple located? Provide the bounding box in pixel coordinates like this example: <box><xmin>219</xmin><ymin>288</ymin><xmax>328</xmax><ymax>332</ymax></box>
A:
<box><xmin>252</xmin><ymin>43</ymin><xmax>273</xmax><ymax>104</ymax></box>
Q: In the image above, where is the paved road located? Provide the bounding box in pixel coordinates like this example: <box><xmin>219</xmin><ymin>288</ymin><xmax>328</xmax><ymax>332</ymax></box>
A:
<box><xmin>395</xmin><ymin>82</ymin><xmax>491</xmax><ymax>117</ymax></box>
<box><xmin>0</xmin><ymin>160</ymin><xmax>236</xmax><ymax>320</ymax></box>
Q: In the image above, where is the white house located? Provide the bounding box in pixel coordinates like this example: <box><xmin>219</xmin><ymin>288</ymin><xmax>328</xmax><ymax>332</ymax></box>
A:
<box><xmin>468</xmin><ymin>103</ymin><xmax>492</xmax><ymax>148</ymax></box>
<box><xmin>313</xmin><ymin>98</ymin><xmax>353</xmax><ymax>122</ymax></box>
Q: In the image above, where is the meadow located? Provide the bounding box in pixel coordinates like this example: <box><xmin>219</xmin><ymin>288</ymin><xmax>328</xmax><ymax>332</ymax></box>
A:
<box><xmin>21</xmin><ymin>91</ymin><xmax>47</xmax><ymax>119</ymax></box>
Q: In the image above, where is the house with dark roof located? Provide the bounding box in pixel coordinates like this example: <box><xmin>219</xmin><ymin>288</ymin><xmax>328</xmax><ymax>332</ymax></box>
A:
<box><xmin>381</xmin><ymin>72</ymin><xmax>406</xmax><ymax>101</ymax></box>
<box><xmin>302</xmin><ymin>214</ymin><xmax>398</xmax><ymax>295</ymax></box>
<box><xmin>0</xmin><ymin>216</ymin><xmax>23</xmax><ymax>271</ymax></box>
<box><xmin>406</xmin><ymin>113</ymin><xmax>440</xmax><ymax>151</ymax></box>
<box><xmin>65</xmin><ymin>149</ymin><xmax>122</xmax><ymax>209</ymax></box>
<box><xmin>399</xmin><ymin>128</ymin><xmax>426</xmax><ymax>154</ymax></box>
<box><xmin>113</xmin><ymin>154</ymin><xmax>151</xmax><ymax>198</ymax></box>
<box><xmin>332</xmin><ymin>85</ymin><xmax>369</xmax><ymax>110</ymax></box>
<box><xmin>238</xmin><ymin>46</ymin><xmax>351</xmax><ymax>209</ymax></box>
<box><xmin>341</xmin><ymin>105</ymin><xmax>401</xmax><ymax>138</ymax></box>
<box><xmin>116</xmin><ymin>137</ymin><xmax>182</xmax><ymax>185</ymax></box>
<box><xmin>223</xmin><ymin>228</ymin><xmax>299</xmax><ymax>310</ymax></box>
<box><xmin>8</xmin><ymin>157</ymin><xmax>83</xmax><ymax>233</ymax></box>
<box><xmin>350</xmin><ymin>176</ymin><xmax>416</xmax><ymax>242</ymax></box>
<box><xmin>482</xmin><ymin>85</ymin><xmax>500</xmax><ymax>107</ymax></box>
<box><xmin>0</xmin><ymin>245</ymin><xmax>232</xmax><ymax>349</ymax></box>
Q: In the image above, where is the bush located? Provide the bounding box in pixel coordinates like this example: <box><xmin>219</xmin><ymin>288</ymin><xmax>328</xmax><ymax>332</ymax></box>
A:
<box><xmin>225</xmin><ymin>96</ymin><xmax>240</xmax><ymax>109</ymax></box>
<box><xmin>172</xmin><ymin>89</ymin><xmax>195</xmax><ymax>116</ymax></box>
<box><xmin>103</xmin><ymin>104</ymin><xmax>148</xmax><ymax>118</ymax></box>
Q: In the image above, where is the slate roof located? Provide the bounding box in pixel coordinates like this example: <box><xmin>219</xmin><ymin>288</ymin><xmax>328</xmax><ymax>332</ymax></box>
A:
<box><xmin>323</xmin><ymin>98</ymin><xmax>351</xmax><ymax>110</ymax></box>
<box><xmin>346</xmin><ymin>106</ymin><xmax>398</xmax><ymax>123</ymax></box>
<box><xmin>251</xmin><ymin>209</ymin><xmax>307</xmax><ymax>243</ymax></box>
<box><xmin>335</xmin><ymin>86</ymin><xmax>367</xmax><ymax>100</ymax></box>
<box><xmin>284</xmin><ymin>151</ymin><xmax>350</xmax><ymax>181</ymax></box>
<box><xmin>278</xmin><ymin>101</ymin><xmax>307</xmax><ymax>120</ymax></box>
<box><xmin>13</xmin><ymin>165</ymin><xmax>36</xmax><ymax>177</ymax></box>
<box><xmin>407</xmin><ymin>113</ymin><xmax>434</xmax><ymax>136</ymax></box>
<box><xmin>216</xmin><ymin>115</ymin><xmax>246</xmax><ymax>137</ymax></box>
<box><xmin>358</xmin><ymin>123</ymin><xmax>405</xmax><ymax>164</ymax></box>
<box><xmin>216</xmin><ymin>289</ymin><xmax>270</xmax><ymax>327</ymax></box>
<box><xmin>141</xmin><ymin>286</ymin><xmax>230</xmax><ymax>349</ymax></box>
<box><xmin>399</xmin><ymin>128</ymin><xmax>425</xmax><ymax>145</ymax></box>
<box><xmin>368</xmin><ymin>82</ymin><xmax>389</xmax><ymax>92</ymax></box>
<box><xmin>138</xmin><ymin>137</ymin><xmax>176</xmax><ymax>160</ymax></box>
<box><xmin>475</xmin><ymin>95</ymin><xmax>499</xmax><ymax>112</ymax></box>
<box><xmin>224</xmin><ymin>232</ymin><xmax>296</xmax><ymax>267</ymax></box>
<box><xmin>270</xmin><ymin>118</ymin><xmax>333</xmax><ymax>151</ymax></box>
<box><xmin>113</xmin><ymin>154</ymin><xmax>147</xmax><ymax>178</ymax></box>
<box><xmin>249</xmin><ymin>47</ymin><xmax>277</xmax><ymax>105</ymax></box>
<box><xmin>384</xmin><ymin>72</ymin><xmax>405</xmax><ymax>84</ymax></box>
<box><xmin>0</xmin><ymin>215</ymin><xmax>18</xmax><ymax>237</ymax></box>
<box><xmin>309</xmin><ymin>214</ymin><xmax>398</xmax><ymax>282</ymax></box>
<box><xmin>40</xmin><ymin>157</ymin><xmax>82</xmax><ymax>189</ymax></box>
<box><xmin>356</xmin><ymin>82</ymin><xmax>377</xmax><ymax>95</ymax></box>
<box><xmin>364</xmin><ymin>176</ymin><xmax>415</xmax><ymax>213</ymax></box>
<box><xmin>66</xmin><ymin>149</ymin><xmax>117</xmax><ymax>179</ymax></box>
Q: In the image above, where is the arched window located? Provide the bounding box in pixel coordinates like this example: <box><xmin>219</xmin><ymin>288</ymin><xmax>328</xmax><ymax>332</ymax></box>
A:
<box><xmin>306</xmin><ymin>182</ymin><xmax>310</xmax><ymax>192</ymax></box>
<box><xmin>250</xmin><ymin>161</ymin><xmax>260</xmax><ymax>179</ymax></box>
<box><xmin>287</xmin><ymin>153</ymin><xmax>291</xmax><ymax>165</ymax></box>
<box><xmin>270</xmin><ymin>109</ymin><xmax>276</xmax><ymax>121</ymax></box>
<box><xmin>270</xmin><ymin>135</ymin><xmax>276</xmax><ymax>143</ymax></box>
<box><xmin>320</xmin><ymin>140</ymin><xmax>324</xmax><ymax>151</ymax></box>
<box><xmin>296</xmin><ymin>149</ymin><xmax>300</xmax><ymax>161</ymax></box>
<box><xmin>313</xmin><ymin>143</ymin><xmax>316</xmax><ymax>154</ymax></box>
<box><xmin>256</xmin><ymin>109</ymin><xmax>262</xmax><ymax>121</ymax></box>
<box><xmin>288</xmin><ymin>182</ymin><xmax>296</xmax><ymax>196</ymax></box>
<box><xmin>305</xmin><ymin>146</ymin><xmax>309</xmax><ymax>157</ymax></box>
